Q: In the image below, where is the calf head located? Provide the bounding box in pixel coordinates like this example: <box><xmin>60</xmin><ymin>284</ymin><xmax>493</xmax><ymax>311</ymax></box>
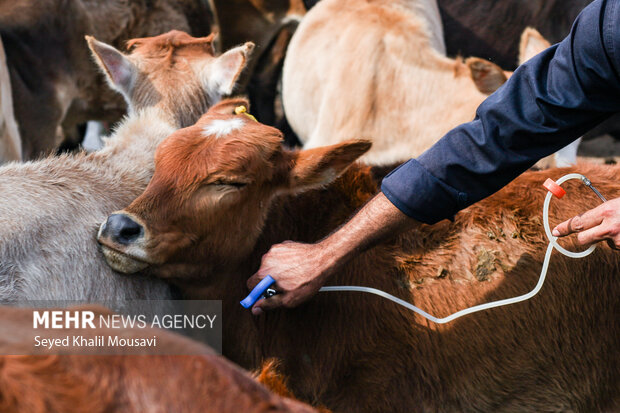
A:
<box><xmin>87</xmin><ymin>30</ymin><xmax>254</xmax><ymax>127</ymax></box>
<box><xmin>97</xmin><ymin>98</ymin><xmax>370</xmax><ymax>275</ymax></box>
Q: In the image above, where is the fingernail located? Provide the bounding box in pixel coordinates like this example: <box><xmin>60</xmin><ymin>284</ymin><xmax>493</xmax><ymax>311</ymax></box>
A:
<box><xmin>552</xmin><ymin>228</ymin><xmax>560</xmax><ymax>236</ymax></box>
<box><xmin>251</xmin><ymin>307</ymin><xmax>263</xmax><ymax>316</ymax></box>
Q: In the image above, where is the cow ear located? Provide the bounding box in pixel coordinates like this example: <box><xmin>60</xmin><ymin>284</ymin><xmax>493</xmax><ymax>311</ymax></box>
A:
<box><xmin>207</xmin><ymin>98</ymin><xmax>251</xmax><ymax>116</ymax></box>
<box><xmin>518</xmin><ymin>27</ymin><xmax>550</xmax><ymax>64</ymax></box>
<box><xmin>465</xmin><ymin>57</ymin><xmax>507</xmax><ymax>95</ymax></box>
<box><xmin>286</xmin><ymin>140</ymin><xmax>371</xmax><ymax>191</ymax></box>
<box><xmin>86</xmin><ymin>36</ymin><xmax>136</xmax><ymax>99</ymax></box>
<box><xmin>206</xmin><ymin>42</ymin><xmax>254</xmax><ymax>96</ymax></box>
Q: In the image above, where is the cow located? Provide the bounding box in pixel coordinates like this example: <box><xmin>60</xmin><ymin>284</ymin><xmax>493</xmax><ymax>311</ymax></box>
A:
<box><xmin>0</xmin><ymin>31</ymin><xmax>253</xmax><ymax>303</ymax></box>
<box><xmin>0</xmin><ymin>305</ymin><xmax>320</xmax><ymax>413</ymax></box>
<box><xmin>98</xmin><ymin>101</ymin><xmax>619</xmax><ymax>412</ymax></box>
<box><xmin>281</xmin><ymin>0</ymin><xmax>549</xmax><ymax>165</ymax></box>
<box><xmin>0</xmin><ymin>0</ymin><xmax>213</xmax><ymax>162</ymax></box>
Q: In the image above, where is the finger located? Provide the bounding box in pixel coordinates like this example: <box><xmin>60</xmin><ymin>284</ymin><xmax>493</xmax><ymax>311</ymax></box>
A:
<box><xmin>284</xmin><ymin>286</ymin><xmax>319</xmax><ymax>308</ymax></box>
<box><xmin>552</xmin><ymin>218</ymin><xmax>575</xmax><ymax>237</ymax></box>
<box><xmin>251</xmin><ymin>295</ymin><xmax>285</xmax><ymax>315</ymax></box>
<box><xmin>576</xmin><ymin>225</ymin><xmax>610</xmax><ymax>246</ymax></box>
<box><xmin>246</xmin><ymin>271</ymin><xmax>269</xmax><ymax>290</ymax></box>
<box><xmin>553</xmin><ymin>209</ymin><xmax>604</xmax><ymax>237</ymax></box>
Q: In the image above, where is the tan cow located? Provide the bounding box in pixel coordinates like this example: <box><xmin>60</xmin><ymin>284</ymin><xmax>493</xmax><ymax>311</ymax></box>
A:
<box><xmin>282</xmin><ymin>0</ymin><xmax>549</xmax><ymax>164</ymax></box>
<box><xmin>99</xmin><ymin>102</ymin><xmax>619</xmax><ymax>412</ymax></box>
<box><xmin>0</xmin><ymin>32</ymin><xmax>252</xmax><ymax>302</ymax></box>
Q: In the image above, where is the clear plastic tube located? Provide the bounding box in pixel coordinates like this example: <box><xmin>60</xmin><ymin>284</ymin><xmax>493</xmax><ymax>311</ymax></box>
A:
<box><xmin>319</xmin><ymin>173</ymin><xmax>600</xmax><ymax>324</ymax></box>
<box><xmin>542</xmin><ymin>173</ymin><xmax>596</xmax><ymax>258</ymax></box>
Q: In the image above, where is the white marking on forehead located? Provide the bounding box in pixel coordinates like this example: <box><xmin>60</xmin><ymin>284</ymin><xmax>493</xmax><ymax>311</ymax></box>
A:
<box><xmin>202</xmin><ymin>118</ymin><xmax>245</xmax><ymax>138</ymax></box>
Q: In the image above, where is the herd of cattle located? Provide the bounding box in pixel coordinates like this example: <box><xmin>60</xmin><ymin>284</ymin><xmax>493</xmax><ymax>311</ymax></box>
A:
<box><xmin>0</xmin><ymin>0</ymin><xmax>617</xmax><ymax>412</ymax></box>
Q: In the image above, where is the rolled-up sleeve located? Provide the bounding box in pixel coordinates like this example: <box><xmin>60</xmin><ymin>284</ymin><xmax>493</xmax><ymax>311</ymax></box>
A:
<box><xmin>382</xmin><ymin>0</ymin><xmax>620</xmax><ymax>224</ymax></box>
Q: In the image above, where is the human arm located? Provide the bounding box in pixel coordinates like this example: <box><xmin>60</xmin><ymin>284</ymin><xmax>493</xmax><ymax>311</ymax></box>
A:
<box><xmin>246</xmin><ymin>192</ymin><xmax>414</xmax><ymax>315</ymax></box>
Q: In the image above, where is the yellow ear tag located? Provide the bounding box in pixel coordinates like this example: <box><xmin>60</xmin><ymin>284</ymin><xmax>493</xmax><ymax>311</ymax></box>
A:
<box><xmin>234</xmin><ymin>105</ymin><xmax>257</xmax><ymax>122</ymax></box>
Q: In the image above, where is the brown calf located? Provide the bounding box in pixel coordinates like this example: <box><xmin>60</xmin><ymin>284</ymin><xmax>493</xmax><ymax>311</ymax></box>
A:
<box><xmin>0</xmin><ymin>306</ymin><xmax>318</xmax><ymax>413</ymax></box>
<box><xmin>98</xmin><ymin>100</ymin><xmax>620</xmax><ymax>412</ymax></box>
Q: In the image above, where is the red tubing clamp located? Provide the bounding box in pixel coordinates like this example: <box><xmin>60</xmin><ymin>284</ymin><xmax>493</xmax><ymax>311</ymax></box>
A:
<box><xmin>543</xmin><ymin>178</ymin><xmax>566</xmax><ymax>199</ymax></box>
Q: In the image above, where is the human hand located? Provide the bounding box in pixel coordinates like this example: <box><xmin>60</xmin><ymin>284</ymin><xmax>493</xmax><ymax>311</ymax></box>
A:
<box><xmin>246</xmin><ymin>241</ymin><xmax>337</xmax><ymax>315</ymax></box>
<box><xmin>246</xmin><ymin>192</ymin><xmax>413</xmax><ymax>315</ymax></box>
<box><xmin>552</xmin><ymin>197</ymin><xmax>620</xmax><ymax>249</ymax></box>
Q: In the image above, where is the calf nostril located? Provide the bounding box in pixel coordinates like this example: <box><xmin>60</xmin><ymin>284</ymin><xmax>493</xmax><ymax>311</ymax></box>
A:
<box><xmin>106</xmin><ymin>214</ymin><xmax>144</xmax><ymax>245</ymax></box>
<box><xmin>120</xmin><ymin>223</ymin><xmax>142</xmax><ymax>242</ymax></box>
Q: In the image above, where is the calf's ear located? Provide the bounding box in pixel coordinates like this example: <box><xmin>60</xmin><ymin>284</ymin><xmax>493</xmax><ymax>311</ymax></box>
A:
<box><xmin>195</xmin><ymin>42</ymin><xmax>254</xmax><ymax>97</ymax></box>
<box><xmin>518</xmin><ymin>27</ymin><xmax>550</xmax><ymax>64</ymax></box>
<box><xmin>287</xmin><ymin>140</ymin><xmax>371</xmax><ymax>191</ymax></box>
<box><xmin>86</xmin><ymin>36</ymin><xmax>137</xmax><ymax>101</ymax></box>
<box><xmin>466</xmin><ymin>57</ymin><xmax>507</xmax><ymax>94</ymax></box>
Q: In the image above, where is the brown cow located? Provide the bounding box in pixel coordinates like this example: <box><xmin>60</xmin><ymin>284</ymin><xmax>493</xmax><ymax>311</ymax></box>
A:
<box><xmin>98</xmin><ymin>101</ymin><xmax>620</xmax><ymax>412</ymax></box>
<box><xmin>0</xmin><ymin>0</ymin><xmax>213</xmax><ymax>162</ymax></box>
<box><xmin>0</xmin><ymin>306</ymin><xmax>319</xmax><ymax>413</ymax></box>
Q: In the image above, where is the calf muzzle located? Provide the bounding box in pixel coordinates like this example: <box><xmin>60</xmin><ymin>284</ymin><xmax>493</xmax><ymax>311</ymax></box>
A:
<box><xmin>100</xmin><ymin>213</ymin><xmax>144</xmax><ymax>245</ymax></box>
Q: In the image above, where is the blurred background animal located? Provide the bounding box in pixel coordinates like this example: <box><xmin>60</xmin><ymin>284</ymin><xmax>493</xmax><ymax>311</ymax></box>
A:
<box><xmin>298</xmin><ymin>0</ymin><xmax>617</xmax><ymax>163</ymax></box>
<box><xmin>281</xmin><ymin>0</ymin><xmax>548</xmax><ymax>164</ymax></box>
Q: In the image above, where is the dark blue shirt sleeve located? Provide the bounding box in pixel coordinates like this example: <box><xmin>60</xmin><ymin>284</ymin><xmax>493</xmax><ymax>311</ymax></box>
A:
<box><xmin>381</xmin><ymin>0</ymin><xmax>620</xmax><ymax>224</ymax></box>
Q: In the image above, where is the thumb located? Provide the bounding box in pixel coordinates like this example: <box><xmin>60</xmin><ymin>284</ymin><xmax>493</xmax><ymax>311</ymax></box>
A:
<box><xmin>251</xmin><ymin>295</ymin><xmax>284</xmax><ymax>315</ymax></box>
